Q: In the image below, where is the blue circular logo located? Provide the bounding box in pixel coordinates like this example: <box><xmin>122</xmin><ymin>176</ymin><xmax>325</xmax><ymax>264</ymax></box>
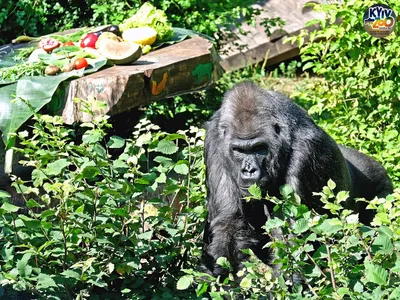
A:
<box><xmin>363</xmin><ymin>4</ymin><xmax>396</xmax><ymax>38</ymax></box>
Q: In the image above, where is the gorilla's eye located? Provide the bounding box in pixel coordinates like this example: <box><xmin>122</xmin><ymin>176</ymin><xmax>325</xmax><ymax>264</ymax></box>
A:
<box><xmin>274</xmin><ymin>123</ymin><xmax>281</xmax><ymax>135</ymax></box>
<box><xmin>252</xmin><ymin>144</ymin><xmax>268</xmax><ymax>154</ymax></box>
<box><xmin>232</xmin><ymin>147</ymin><xmax>245</xmax><ymax>154</ymax></box>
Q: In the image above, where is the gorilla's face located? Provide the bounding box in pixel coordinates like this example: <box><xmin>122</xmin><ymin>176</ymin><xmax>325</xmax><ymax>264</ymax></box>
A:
<box><xmin>218</xmin><ymin>93</ymin><xmax>290</xmax><ymax>197</ymax></box>
<box><xmin>229</xmin><ymin>134</ymin><xmax>269</xmax><ymax>191</ymax></box>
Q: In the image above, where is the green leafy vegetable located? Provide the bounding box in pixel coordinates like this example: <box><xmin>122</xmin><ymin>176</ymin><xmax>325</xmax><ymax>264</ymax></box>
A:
<box><xmin>0</xmin><ymin>61</ymin><xmax>47</xmax><ymax>85</ymax></box>
<box><xmin>119</xmin><ymin>3</ymin><xmax>173</xmax><ymax>42</ymax></box>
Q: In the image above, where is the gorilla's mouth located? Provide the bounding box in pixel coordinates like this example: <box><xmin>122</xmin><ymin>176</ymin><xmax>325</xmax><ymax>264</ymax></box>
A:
<box><xmin>239</xmin><ymin>182</ymin><xmax>268</xmax><ymax>197</ymax></box>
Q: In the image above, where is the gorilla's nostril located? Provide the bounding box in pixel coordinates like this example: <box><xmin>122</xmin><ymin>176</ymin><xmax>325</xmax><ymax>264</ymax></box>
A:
<box><xmin>241</xmin><ymin>164</ymin><xmax>261</xmax><ymax>181</ymax></box>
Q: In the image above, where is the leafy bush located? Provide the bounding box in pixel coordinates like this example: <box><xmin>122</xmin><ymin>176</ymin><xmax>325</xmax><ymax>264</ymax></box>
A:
<box><xmin>286</xmin><ymin>0</ymin><xmax>400</xmax><ymax>185</ymax></box>
<box><xmin>0</xmin><ymin>98</ymin><xmax>206</xmax><ymax>298</ymax></box>
<box><xmin>179</xmin><ymin>184</ymin><xmax>400</xmax><ymax>299</ymax></box>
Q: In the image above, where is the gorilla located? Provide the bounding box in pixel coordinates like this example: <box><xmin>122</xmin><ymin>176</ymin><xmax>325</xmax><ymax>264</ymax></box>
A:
<box><xmin>202</xmin><ymin>81</ymin><xmax>393</xmax><ymax>277</ymax></box>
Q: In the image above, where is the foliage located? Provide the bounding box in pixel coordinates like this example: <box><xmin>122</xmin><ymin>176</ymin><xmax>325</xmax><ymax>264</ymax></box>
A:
<box><xmin>0</xmin><ymin>61</ymin><xmax>47</xmax><ymax>83</ymax></box>
<box><xmin>270</xmin><ymin>60</ymin><xmax>302</xmax><ymax>79</ymax></box>
<box><xmin>178</xmin><ymin>183</ymin><xmax>400</xmax><ymax>299</ymax></box>
<box><xmin>286</xmin><ymin>0</ymin><xmax>400</xmax><ymax>185</ymax></box>
<box><xmin>0</xmin><ymin>0</ymin><xmax>89</xmax><ymax>44</ymax></box>
<box><xmin>0</xmin><ymin>99</ymin><xmax>206</xmax><ymax>298</ymax></box>
<box><xmin>0</xmin><ymin>0</ymin><xmax>265</xmax><ymax>49</ymax></box>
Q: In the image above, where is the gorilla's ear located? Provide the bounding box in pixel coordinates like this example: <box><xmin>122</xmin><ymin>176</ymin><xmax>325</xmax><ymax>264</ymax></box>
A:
<box><xmin>285</xmin><ymin>127</ymin><xmax>351</xmax><ymax>209</ymax></box>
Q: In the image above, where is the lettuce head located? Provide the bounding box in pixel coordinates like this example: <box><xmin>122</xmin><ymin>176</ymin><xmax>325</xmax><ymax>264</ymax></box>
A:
<box><xmin>120</xmin><ymin>3</ymin><xmax>174</xmax><ymax>42</ymax></box>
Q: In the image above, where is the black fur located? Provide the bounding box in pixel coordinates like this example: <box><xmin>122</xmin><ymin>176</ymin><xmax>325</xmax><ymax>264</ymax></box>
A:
<box><xmin>202</xmin><ymin>81</ymin><xmax>393</xmax><ymax>276</ymax></box>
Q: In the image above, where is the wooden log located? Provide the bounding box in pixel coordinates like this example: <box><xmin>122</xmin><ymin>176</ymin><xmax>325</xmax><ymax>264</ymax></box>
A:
<box><xmin>61</xmin><ymin>37</ymin><xmax>222</xmax><ymax>124</ymax></box>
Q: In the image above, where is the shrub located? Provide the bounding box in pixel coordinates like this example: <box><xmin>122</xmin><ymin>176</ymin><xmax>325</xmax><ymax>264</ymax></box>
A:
<box><xmin>0</xmin><ymin>98</ymin><xmax>206</xmax><ymax>298</ymax></box>
<box><xmin>286</xmin><ymin>0</ymin><xmax>400</xmax><ymax>185</ymax></box>
<box><xmin>179</xmin><ymin>183</ymin><xmax>400</xmax><ymax>299</ymax></box>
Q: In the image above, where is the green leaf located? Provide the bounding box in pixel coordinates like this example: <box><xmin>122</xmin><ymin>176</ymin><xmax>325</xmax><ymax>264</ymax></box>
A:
<box><xmin>26</xmin><ymin>199</ymin><xmax>42</xmax><ymax>209</ymax></box>
<box><xmin>1</xmin><ymin>202</ymin><xmax>20</xmax><ymax>213</ymax></box>
<box><xmin>155</xmin><ymin>173</ymin><xmax>166</xmax><ymax>183</ymax></box>
<box><xmin>19</xmin><ymin>215</ymin><xmax>41</xmax><ymax>229</ymax></box>
<box><xmin>391</xmin><ymin>261</ymin><xmax>400</xmax><ymax>273</ymax></box>
<box><xmin>248</xmin><ymin>184</ymin><xmax>262</xmax><ymax>200</ymax></box>
<box><xmin>302</xmin><ymin>61</ymin><xmax>315</xmax><ymax>71</ymax></box>
<box><xmin>280</xmin><ymin>184</ymin><xmax>293</xmax><ymax>199</ymax></box>
<box><xmin>374</xmin><ymin>212</ymin><xmax>390</xmax><ymax>225</ymax></box>
<box><xmin>156</xmin><ymin>139</ymin><xmax>178</xmax><ymax>155</ymax></box>
<box><xmin>0</xmin><ymin>190</ymin><xmax>11</xmax><ymax>198</ymax></box>
<box><xmin>32</xmin><ymin>169</ymin><xmax>47</xmax><ymax>187</ymax></box>
<box><xmin>353</xmin><ymin>281</ymin><xmax>364</xmax><ymax>293</ymax></box>
<box><xmin>196</xmin><ymin>281</ymin><xmax>208</xmax><ymax>297</ymax></box>
<box><xmin>153</xmin><ymin>27</ymin><xmax>207</xmax><ymax>49</ymax></box>
<box><xmin>216</xmin><ymin>257</ymin><xmax>230</xmax><ymax>269</ymax></box>
<box><xmin>136</xmin><ymin>132</ymin><xmax>152</xmax><ymax>147</ymax></box>
<box><xmin>317</xmin><ymin>218</ymin><xmax>342</xmax><ymax>236</ymax></box>
<box><xmin>113</xmin><ymin>159</ymin><xmax>129</xmax><ymax>169</ymax></box>
<box><xmin>177</xmin><ymin>275</ymin><xmax>193</xmax><ymax>290</ymax></box>
<box><xmin>327</xmin><ymin>179</ymin><xmax>336</xmax><ymax>190</ymax></box>
<box><xmin>293</xmin><ymin>218</ymin><xmax>309</xmax><ymax>234</ymax></box>
<box><xmin>107</xmin><ymin>136</ymin><xmax>125</xmax><ymax>149</ymax></box>
<box><xmin>336</xmin><ymin>190</ymin><xmax>349</xmax><ymax>203</ymax></box>
<box><xmin>80</xmin><ymin>166</ymin><xmax>100</xmax><ymax>179</ymax></box>
<box><xmin>17</xmin><ymin>253</ymin><xmax>32</xmax><ymax>277</ymax></box>
<box><xmin>364</xmin><ymin>262</ymin><xmax>388</xmax><ymax>285</ymax></box>
<box><xmin>263</xmin><ymin>218</ymin><xmax>285</xmax><ymax>232</ymax></box>
<box><xmin>372</xmin><ymin>234</ymin><xmax>393</xmax><ymax>255</ymax></box>
<box><xmin>45</xmin><ymin>159</ymin><xmax>71</xmax><ymax>176</ymax></box>
<box><xmin>240</xmin><ymin>275</ymin><xmax>252</xmax><ymax>288</ymax></box>
<box><xmin>154</xmin><ymin>156</ymin><xmax>174</xmax><ymax>167</ymax></box>
<box><xmin>88</xmin><ymin>278</ymin><xmax>108</xmax><ymax>288</ymax></box>
<box><xmin>337</xmin><ymin>288</ymin><xmax>350</xmax><ymax>297</ymax></box>
<box><xmin>82</xmin><ymin>130</ymin><xmax>103</xmax><ymax>144</ymax></box>
<box><xmin>37</xmin><ymin>273</ymin><xmax>57</xmax><ymax>289</ymax></box>
<box><xmin>174</xmin><ymin>161</ymin><xmax>189</xmax><ymax>175</ymax></box>
<box><xmin>378</xmin><ymin>226</ymin><xmax>393</xmax><ymax>238</ymax></box>
<box><xmin>138</xmin><ymin>230</ymin><xmax>153</xmax><ymax>240</ymax></box>
<box><xmin>389</xmin><ymin>287</ymin><xmax>400</xmax><ymax>299</ymax></box>
<box><xmin>61</xmin><ymin>270</ymin><xmax>81</xmax><ymax>280</ymax></box>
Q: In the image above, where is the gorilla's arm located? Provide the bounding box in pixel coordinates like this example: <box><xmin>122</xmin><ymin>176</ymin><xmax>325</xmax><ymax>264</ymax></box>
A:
<box><xmin>339</xmin><ymin>145</ymin><xmax>393</xmax><ymax>198</ymax></box>
<box><xmin>339</xmin><ymin>145</ymin><xmax>393</xmax><ymax>224</ymax></box>
<box><xmin>285</xmin><ymin>125</ymin><xmax>353</xmax><ymax>212</ymax></box>
<box><xmin>202</xmin><ymin>113</ymin><xmax>261</xmax><ymax>276</ymax></box>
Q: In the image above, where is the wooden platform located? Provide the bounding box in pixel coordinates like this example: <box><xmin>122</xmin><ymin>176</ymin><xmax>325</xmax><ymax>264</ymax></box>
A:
<box><xmin>59</xmin><ymin>36</ymin><xmax>222</xmax><ymax>124</ymax></box>
<box><xmin>220</xmin><ymin>0</ymin><xmax>326</xmax><ymax>71</ymax></box>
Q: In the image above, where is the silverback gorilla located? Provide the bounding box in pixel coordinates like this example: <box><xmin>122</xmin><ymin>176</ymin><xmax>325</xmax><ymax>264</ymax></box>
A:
<box><xmin>202</xmin><ymin>81</ymin><xmax>393</xmax><ymax>277</ymax></box>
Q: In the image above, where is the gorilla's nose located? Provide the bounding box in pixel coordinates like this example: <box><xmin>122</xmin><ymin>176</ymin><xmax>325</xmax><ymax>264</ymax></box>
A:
<box><xmin>240</xmin><ymin>162</ymin><xmax>261</xmax><ymax>184</ymax></box>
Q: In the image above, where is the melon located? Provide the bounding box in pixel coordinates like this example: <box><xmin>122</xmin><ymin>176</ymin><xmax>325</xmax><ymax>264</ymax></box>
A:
<box><xmin>97</xmin><ymin>39</ymin><xmax>142</xmax><ymax>65</ymax></box>
<box><xmin>122</xmin><ymin>27</ymin><xmax>157</xmax><ymax>46</ymax></box>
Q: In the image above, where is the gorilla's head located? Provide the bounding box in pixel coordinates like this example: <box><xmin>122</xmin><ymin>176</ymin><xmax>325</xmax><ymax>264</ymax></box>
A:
<box><xmin>211</xmin><ymin>81</ymin><xmax>302</xmax><ymax>196</ymax></box>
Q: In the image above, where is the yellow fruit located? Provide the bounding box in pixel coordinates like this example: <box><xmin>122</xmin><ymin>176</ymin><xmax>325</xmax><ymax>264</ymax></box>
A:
<box><xmin>122</xmin><ymin>27</ymin><xmax>157</xmax><ymax>46</ymax></box>
<box><xmin>97</xmin><ymin>38</ymin><xmax>142</xmax><ymax>65</ymax></box>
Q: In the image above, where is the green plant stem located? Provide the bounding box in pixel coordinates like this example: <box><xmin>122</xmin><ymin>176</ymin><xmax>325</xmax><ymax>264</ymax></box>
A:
<box><xmin>358</xmin><ymin>231</ymin><xmax>372</xmax><ymax>261</ymax></box>
<box><xmin>305</xmin><ymin>251</ymin><xmax>327</xmax><ymax>279</ymax></box>
<box><xmin>60</xmin><ymin>218</ymin><xmax>68</xmax><ymax>270</ymax></box>
<box><xmin>326</xmin><ymin>242</ymin><xmax>337</xmax><ymax>291</ymax></box>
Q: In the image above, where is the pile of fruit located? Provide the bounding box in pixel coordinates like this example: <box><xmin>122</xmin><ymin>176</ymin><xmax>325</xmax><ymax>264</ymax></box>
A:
<box><xmin>0</xmin><ymin>3</ymin><xmax>174</xmax><ymax>81</ymax></box>
<box><xmin>32</xmin><ymin>23</ymin><xmax>162</xmax><ymax>76</ymax></box>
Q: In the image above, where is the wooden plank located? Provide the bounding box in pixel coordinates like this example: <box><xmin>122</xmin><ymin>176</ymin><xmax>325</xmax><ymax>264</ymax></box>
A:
<box><xmin>220</xmin><ymin>0</ymin><xmax>327</xmax><ymax>71</ymax></box>
<box><xmin>61</xmin><ymin>37</ymin><xmax>222</xmax><ymax>124</ymax></box>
